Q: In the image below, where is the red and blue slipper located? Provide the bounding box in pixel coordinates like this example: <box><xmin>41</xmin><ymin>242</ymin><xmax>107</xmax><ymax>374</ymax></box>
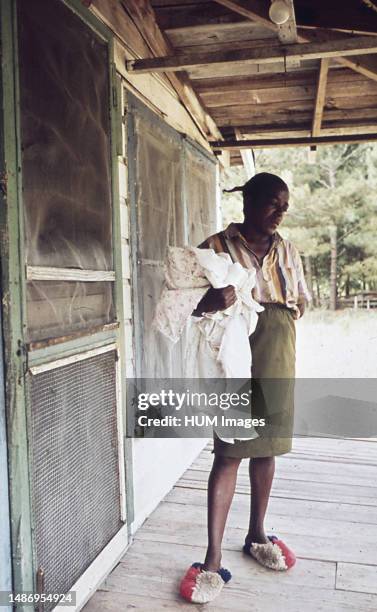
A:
<box><xmin>243</xmin><ymin>535</ymin><xmax>296</xmax><ymax>571</ymax></box>
<box><xmin>179</xmin><ymin>562</ymin><xmax>232</xmax><ymax>604</ymax></box>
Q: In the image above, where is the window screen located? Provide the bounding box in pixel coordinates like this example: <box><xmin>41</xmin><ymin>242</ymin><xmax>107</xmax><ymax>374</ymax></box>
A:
<box><xmin>128</xmin><ymin>98</ymin><xmax>218</xmax><ymax>379</ymax></box>
<box><xmin>29</xmin><ymin>350</ymin><xmax>122</xmax><ymax>606</ymax></box>
<box><xmin>26</xmin><ymin>280</ymin><xmax>114</xmax><ymax>342</ymax></box>
<box><xmin>132</xmin><ymin>113</ymin><xmax>184</xmax><ymax>377</ymax></box>
<box><xmin>17</xmin><ymin>0</ymin><xmax>114</xmax><ymax>341</ymax></box>
<box><xmin>185</xmin><ymin>143</ymin><xmax>218</xmax><ymax>246</ymax></box>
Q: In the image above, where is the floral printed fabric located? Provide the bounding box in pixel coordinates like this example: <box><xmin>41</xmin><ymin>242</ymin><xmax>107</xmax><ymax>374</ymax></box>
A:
<box><xmin>153</xmin><ymin>247</ymin><xmax>210</xmax><ymax>343</ymax></box>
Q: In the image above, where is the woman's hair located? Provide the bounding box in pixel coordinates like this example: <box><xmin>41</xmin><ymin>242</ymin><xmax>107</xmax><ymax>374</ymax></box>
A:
<box><xmin>223</xmin><ymin>172</ymin><xmax>288</xmax><ymax>211</ymax></box>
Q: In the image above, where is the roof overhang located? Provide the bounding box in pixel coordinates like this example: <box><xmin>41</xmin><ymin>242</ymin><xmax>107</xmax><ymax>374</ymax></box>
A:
<box><xmin>121</xmin><ymin>0</ymin><xmax>377</xmax><ymax>167</ymax></box>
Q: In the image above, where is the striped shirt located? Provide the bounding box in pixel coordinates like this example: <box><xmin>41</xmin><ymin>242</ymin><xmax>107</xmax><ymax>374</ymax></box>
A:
<box><xmin>199</xmin><ymin>223</ymin><xmax>311</xmax><ymax>319</ymax></box>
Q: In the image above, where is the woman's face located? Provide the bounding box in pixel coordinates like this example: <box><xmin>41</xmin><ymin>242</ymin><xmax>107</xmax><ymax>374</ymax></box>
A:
<box><xmin>245</xmin><ymin>188</ymin><xmax>290</xmax><ymax>236</ymax></box>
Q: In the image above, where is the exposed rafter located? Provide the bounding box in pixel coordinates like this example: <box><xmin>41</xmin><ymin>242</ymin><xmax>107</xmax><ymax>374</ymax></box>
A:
<box><xmin>85</xmin><ymin>1</ymin><xmax>377</xmax><ymax>159</ymax></box>
<box><xmin>239</xmin><ymin>125</ymin><xmax>377</xmax><ymax>139</ymax></box>
<box><xmin>276</xmin><ymin>0</ymin><xmax>300</xmax><ymax>68</ymax></box>
<box><xmin>312</xmin><ymin>58</ymin><xmax>329</xmax><ymax>136</ymax></box>
<box><xmin>127</xmin><ymin>35</ymin><xmax>377</xmax><ymax>73</ymax></box>
<box><xmin>278</xmin><ymin>0</ymin><xmax>298</xmax><ymax>44</ymax></box>
<box><xmin>211</xmin><ymin>133</ymin><xmax>377</xmax><ymax>150</ymax></box>
<box><xmin>212</xmin><ymin>0</ymin><xmax>276</xmax><ymax>32</ymax></box>
<box><xmin>235</xmin><ymin>129</ymin><xmax>255</xmax><ymax>177</ymax></box>
<box><xmin>302</xmin><ymin>28</ymin><xmax>377</xmax><ymax>83</ymax></box>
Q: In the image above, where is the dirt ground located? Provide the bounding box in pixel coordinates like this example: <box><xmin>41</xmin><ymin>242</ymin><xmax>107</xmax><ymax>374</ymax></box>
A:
<box><xmin>296</xmin><ymin>309</ymin><xmax>377</xmax><ymax>378</ymax></box>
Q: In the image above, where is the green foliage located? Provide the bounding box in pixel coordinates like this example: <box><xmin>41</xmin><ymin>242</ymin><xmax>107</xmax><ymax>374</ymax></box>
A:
<box><xmin>221</xmin><ymin>144</ymin><xmax>377</xmax><ymax>304</ymax></box>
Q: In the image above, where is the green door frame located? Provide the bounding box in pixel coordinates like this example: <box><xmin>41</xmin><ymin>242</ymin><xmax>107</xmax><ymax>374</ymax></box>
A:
<box><xmin>0</xmin><ymin>0</ymin><xmax>34</xmax><ymax>595</ymax></box>
<box><xmin>0</xmin><ymin>0</ymin><xmax>130</xmax><ymax>601</ymax></box>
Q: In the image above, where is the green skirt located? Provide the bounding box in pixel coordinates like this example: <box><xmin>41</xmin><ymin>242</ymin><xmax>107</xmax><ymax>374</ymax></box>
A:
<box><xmin>213</xmin><ymin>303</ymin><xmax>296</xmax><ymax>458</ymax></box>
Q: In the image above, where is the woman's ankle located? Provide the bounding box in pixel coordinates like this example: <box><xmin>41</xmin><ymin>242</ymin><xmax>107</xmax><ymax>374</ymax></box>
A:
<box><xmin>245</xmin><ymin>528</ymin><xmax>268</xmax><ymax>545</ymax></box>
<box><xmin>203</xmin><ymin>549</ymin><xmax>222</xmax><ymax>571</ymax></box>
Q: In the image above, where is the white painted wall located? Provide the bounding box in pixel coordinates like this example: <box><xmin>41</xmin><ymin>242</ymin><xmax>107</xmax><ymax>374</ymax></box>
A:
<box><xmin>131</xmin><ymin>438</ymin><xmax>208</xmax><ymax>533</ymax></box>
<box><xmin>116</xmin><ymin>58</ymin><xmax>220</xmax><ymax>535</ymax></box>
<box><xmin>125</xmin><ymin>162</ymin><xmax>220</xmax><ymax>531</ymax></box>
<box><xmin>118</xmin><ymin>133</ymin><xmax>209</xmax><ymax>536</ymax></box>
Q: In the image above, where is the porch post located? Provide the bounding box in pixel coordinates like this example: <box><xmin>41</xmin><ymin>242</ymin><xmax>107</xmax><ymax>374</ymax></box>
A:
<box><xmin>0</xmin><ymin>0</ymin><xmax>35</xmax><ymax>600</ymax></box>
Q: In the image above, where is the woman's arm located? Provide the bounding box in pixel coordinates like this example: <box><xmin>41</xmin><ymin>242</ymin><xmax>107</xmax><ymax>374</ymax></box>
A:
<box><xmin>292</xmin><ymin>245</ymin><xmax>312</xmax><ymax>318</ymax></box>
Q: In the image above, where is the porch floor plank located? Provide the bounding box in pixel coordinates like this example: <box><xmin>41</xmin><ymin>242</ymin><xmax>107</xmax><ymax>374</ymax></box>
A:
<box><xmin>336</xmin><ymin>562</ymin><xmax>377</xmax><ymax>595</ymax></box>
<box><xmin>83</xmin><ymin>438</ymin><xmax>377</xmax><ymax>611</ymax></box>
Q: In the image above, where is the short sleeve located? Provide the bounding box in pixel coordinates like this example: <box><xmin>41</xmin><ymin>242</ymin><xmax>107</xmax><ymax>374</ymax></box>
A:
<box><xmin>197</xmin><ymin>236</ymin><xmax>213</xmax><ymax>249</ymax></box>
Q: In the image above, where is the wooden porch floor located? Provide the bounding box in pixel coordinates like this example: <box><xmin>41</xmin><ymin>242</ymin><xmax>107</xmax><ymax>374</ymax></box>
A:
<box><xmin>84</xmin><ymin>438</ymin><xmax>377</xmax><ymax>611</ymax></box>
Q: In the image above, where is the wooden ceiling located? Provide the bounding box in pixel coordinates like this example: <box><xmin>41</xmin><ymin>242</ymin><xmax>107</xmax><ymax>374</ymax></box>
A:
<box><xmin>124</xmin><ymin>1</ymin><xmax>377</xmax><ymax>165</ymax></box>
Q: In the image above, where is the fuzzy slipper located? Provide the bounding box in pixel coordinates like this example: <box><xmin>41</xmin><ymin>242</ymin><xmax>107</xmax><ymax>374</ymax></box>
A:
<box><xmin>243</xmin><ymin>535</ymin><xmax>296</xmax><ymax>571</ymax></box>
<box><xmin>179</xmin><ymin>562</ymin><xmax>232</xmax><ymax>604</ymax></box>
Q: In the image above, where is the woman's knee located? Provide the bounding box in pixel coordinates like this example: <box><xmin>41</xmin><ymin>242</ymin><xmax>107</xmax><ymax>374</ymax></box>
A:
<box><xmin>213</xmin><ymin>454</ymin><xmax>242</xmax><ymax>470</ymax></box>
<box><xmin>250</xmin><ymin>455</ymin><xmax>275</xmax><ymax>468</ymax></box>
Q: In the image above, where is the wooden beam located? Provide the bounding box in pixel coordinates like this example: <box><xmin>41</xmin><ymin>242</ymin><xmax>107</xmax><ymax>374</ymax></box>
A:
<box><xmin>211</xmin><ymin>133</ymin><xmax>377</xmax><ymax>150</ymax></box>
<box><xmin>189</xmin><ymin>59</ymin><xmax>318</xmax><ymax>80</ymax></box>
<box><xmin>212</xmin><ymin>105</ymin><xmax>377</xmax><ymax>129</ymax></box>
<box><xmin>126</xmin><ymin>35</ymin><xmax>377</xmax><ymax>74</ymax></box>
<box><xmin>212</xmin><ymin>0</ymin><xmax>277</xmax><ymax>32</ymax></box>
<box><xmin>26</xmin><ymin>267</ymin><xmax>115</xmax><ymax>282</ymax></box>
<box><xmin>277</xmin><ymin>0</ymin><xmax>298</xmax><ymax>45</ymax></box>
<box><xmin>213</xmin><ymin>0</ymin><xmax>375</xmax><ymax>37</ymax></box>
<box><xmin>194</xmin><ymin>68</ymin><xmax>372</xmax><ymax>94</ymax></box>
<box><xmin>194</xmin><ymin>69</ymin><xmax>319</xmax><ymax>93</ymax></box>
<box><xmin>312</xmin><ymin>58</ymin><xmax>329</xmax><ymax>136</ymax></box>
<box><xmin>338</xmin><ymin>54</ymin><xmax>377</xmax><ymax>83</ymax></box>
<box><xmin>204</xmin><ymin>86</ymin><xmax>377</xmax><ymax>109</ymax></box>
<box><xmin>165</xmin><ymin>29</ymin><xmax>279</xmax><ymax>56</ymax></box>
<box><xmin>214</xmin><ymin>104</ymin><xmax>377</xmax><ymax>126</ymax></box>
<box><xmin>235</xmin><ymin>129</ymin><xmax>255</xmax><ymax>178</ymax></box>
<box><xmin>301</xmin><ymin>28</ymin><xmax>377</xmax><ymax>83</ymax></box>
<box><xmin>119</xmin><ymin>0</ymin><xmax>221</xmax><ymax>139</ymax></box>
<box><xmin>154</xmin><ymin>3</ymin><xmax>245</xmax><ymax>31</ymax></box>
<box><xmin>240</xmin><ymin>124</ymin><xmax>377</xmax><ymax>139</ymax></box>
<box><xmin>277</xmin><ymin>0</ymin><xmax>300</xmax><ymax>69</ymax></box>
<box><xmin>320</xmin><ymin>124</ymin><xmax>377</xmax><ymax>136</ymax></box>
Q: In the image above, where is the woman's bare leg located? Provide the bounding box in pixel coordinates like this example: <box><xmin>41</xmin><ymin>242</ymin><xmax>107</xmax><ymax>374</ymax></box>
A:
<box><xmin>203</xmin><ymin>454</ymin><xmax>242</xmax><ymax>571</ymax></box>
<box><xmin>245</xmin><ymin>456</ymin><xmax>275</xmax><ymax>546</ymax></box>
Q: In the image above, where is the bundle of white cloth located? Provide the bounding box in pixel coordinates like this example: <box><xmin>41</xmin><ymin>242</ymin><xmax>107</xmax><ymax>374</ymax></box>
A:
<box><xmin>153</xmin><ymin>246</ymin><xmax>264</xmax><ymax>443</ymax></box>
<box><xmin>154</xmin><ymin>245</ymin><xmax>263</xmax><ymax>376</ymax></box>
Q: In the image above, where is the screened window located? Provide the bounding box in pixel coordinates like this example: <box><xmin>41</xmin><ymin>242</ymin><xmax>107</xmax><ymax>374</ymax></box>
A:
<box><xmin>128</xmin><ymin>97</ymin><xmax>218</xmax><ymax>378</ymax></box>
<box><xmin>18</xmin><ymin>0</ymin><xmax>114</xmax><ymax>341</ymax></box>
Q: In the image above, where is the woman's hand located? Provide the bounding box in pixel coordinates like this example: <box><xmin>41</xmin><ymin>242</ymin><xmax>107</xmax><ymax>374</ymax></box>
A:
<box><xmin>193</xmin><ymin>285</ymin><xmax>237</xmax><ymax>315</ymax></box>
<box><xmin>297</xmin><ymin>302</ymin><xmax>306</xmax><ymax>318</ymax></box>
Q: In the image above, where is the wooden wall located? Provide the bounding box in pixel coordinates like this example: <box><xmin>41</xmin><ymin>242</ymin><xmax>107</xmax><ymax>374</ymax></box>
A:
<box><xmin>92</xmin><ymin>0</ymin><xmax>212</xmax><ymax>151</ymax></box>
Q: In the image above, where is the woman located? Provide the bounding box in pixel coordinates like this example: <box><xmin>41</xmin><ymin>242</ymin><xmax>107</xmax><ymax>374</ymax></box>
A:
<box><xmin>180</xmin><ymin>172</ymin><xmax>311</xmax><ymax>604</ymax></box>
